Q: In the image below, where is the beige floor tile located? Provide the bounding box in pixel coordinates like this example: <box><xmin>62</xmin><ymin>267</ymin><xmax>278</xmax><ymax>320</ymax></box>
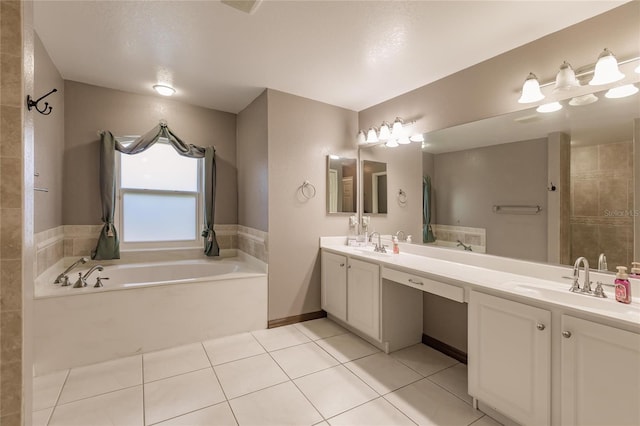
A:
<box><xmin>229</xmin><ymin>381</ymin><xmax>322</xmax><ymax>426</ymax></box>
<box><xmin>214</xmin><ymin>353</ymin><xmax>288</xmax><ymax>399</ymax></box>
<box><xmin>344</xmin><ymin>352</ymin><xmax>422</xmax><ymax>395</ymax></box>
<box><xmin>390</xmin><ymin>344</ymin><xmax>458</xmax><ymax>376</ymax></box>
<box><xmin>327</xmin><ymin>397</ymin><xmax>415</xmax><ymax>426</ymax></box>
<box><xmin>155</xmin><ymin>402</ymin><xmax>237</xmax><ymax>426</ymax></box>
<box><xmin>58</xmin><ymin>355</ymin><xmax>142</xmax><ymax>404</ymax></box>
<box><xmin>315</xmin><ymin>333</ymin><xmax>379</xmax><ymax>363</ymax></box>
<box><xmin>49</xmin><ymin>386</ymin><xmax>143</xmax><ymax>426</ymax></box>
<box><xmin>294</xmin><ymin>318</ymin><xmax>348</xmax><ymax>341</ymax></box>
<box><xmin>33</xmin><ymin>370</ymin><xmax>68</xmax><ymax>411</ymax></box>
<box><xmin>144</xmin><ymin>343</ymin><xmax>211</xmax><ymax>382</ymax></box>
<box><xmin>471</xmin><ymin>415</ymin><xmax>503</xmax><ymax>426</ymax></box>
<box><xmin>385</xmin><ymin>378</ymin><xmax>482</xmax><ymax>426</ymax></box>
<box><xmin>252</xmin><ymin>325</ymin><xmax>311</xmax><ymax>351</ymax></box>
<box><xmin>428</xmin><ymin>363</ymin><xmax>472</xmax><ymax>404</ymax></box>
<box><xmin>202</xmin><ymin>332</ymin><xmax>265</xmax><ymax>366</ymax></box>
<box><xmin>294</xmin><ymin>365</ymin><xmax>377</xmax><ymax>418</ymax></box>
<box><xmin>144</xmin><ymin>368</ymin><xmax>225</xmax><ymax>425</ymax></box>
<box><xmin>271</xmin><ymin>342</ymin><xmax>339</xmax><ymax>379</ymax></box>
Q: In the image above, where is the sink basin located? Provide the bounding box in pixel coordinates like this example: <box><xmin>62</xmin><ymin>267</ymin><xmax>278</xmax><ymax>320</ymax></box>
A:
<box><xmin>353</xmin><ymin>248</ymin><xmax>393</xmax><ymax>258</ymax></box>
<box><xmin>509</xmin><ymin>282</ymin><xmax>640</xmax><ymax>317</ymax></box>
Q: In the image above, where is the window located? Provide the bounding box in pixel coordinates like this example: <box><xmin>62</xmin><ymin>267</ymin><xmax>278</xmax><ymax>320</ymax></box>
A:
<box><xmin>117</xmin><ymin>139</ymin><xmax>202</xmax><ymax>248</ymax></box>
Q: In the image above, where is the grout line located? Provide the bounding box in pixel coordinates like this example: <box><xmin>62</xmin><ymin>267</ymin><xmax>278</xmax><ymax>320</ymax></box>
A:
<box><xmin>426</xmin><ymin>375</ymin><xmax>475</xmax><ymax>407</ymax></box>
<box><xmin>146</xmin><ymin>402</ymin><xmax>228</xmax><ymax>426</ymax></box>
<box><xmin>468</xmin><ymin>414</ymin><xmax>490</xmax><ymax>426</ymax></box>
<box><xmin>44</xmin><ymin>368</ymin><xmax>71</xmax><ymax>425</ymax></box>
<box><xmin>143</xmin><ymin>366</ymin><xmax>213</xmax><ymax>385</ymax></box>
<box><xmin>201</xmin><ymin>341</ymin><xmax>240</xmax><ymax>426</ymax></box>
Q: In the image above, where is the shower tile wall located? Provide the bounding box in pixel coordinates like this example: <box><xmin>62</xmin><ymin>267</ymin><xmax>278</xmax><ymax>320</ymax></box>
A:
<box><xmin>0</xmin><ymin>0</ymin><xmax>24</xmax><ymax>424</ymax></box>
<box><xmin>571</xmin><ymin>141</ymin><xmax>634</xmax><ymax>271</ymax></box>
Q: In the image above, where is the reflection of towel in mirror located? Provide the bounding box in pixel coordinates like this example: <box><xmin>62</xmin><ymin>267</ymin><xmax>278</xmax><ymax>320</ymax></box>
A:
<box><xmin>423</xmin><ymin>176</ymin><xmax>436</xmax><ymax>243</ymax></box>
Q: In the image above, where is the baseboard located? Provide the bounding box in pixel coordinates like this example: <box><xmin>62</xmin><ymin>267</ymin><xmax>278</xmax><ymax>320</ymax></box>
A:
<box><xmin>268</xmin><ymin>310</ymin><xmax>327</xmax><ymax>328</ymax></box>
<box><xmin>422</xmin><ymin>333</ymin><xmax>468</xmax><ymax>364</ymax></box>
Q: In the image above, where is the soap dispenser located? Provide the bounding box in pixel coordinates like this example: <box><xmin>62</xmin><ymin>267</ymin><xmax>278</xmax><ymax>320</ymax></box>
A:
<box><xmin>615</xmin><ymin>266</ymin><xmax>631</xmax><ymax>304</ymax></box>
<box><xmin>630</xmin><ymin>262</ymin><xmax>640</xmax><ymax>278</ymax></box>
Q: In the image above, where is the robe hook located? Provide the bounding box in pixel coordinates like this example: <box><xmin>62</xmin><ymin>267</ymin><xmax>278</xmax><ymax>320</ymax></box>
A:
<box><xmin>27</xmin><ymin>88</ymin><xmax>58</xmax><ymax>115</ymax></box>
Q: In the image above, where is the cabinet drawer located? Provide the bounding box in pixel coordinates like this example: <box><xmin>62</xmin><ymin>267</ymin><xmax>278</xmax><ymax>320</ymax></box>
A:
<box><xmin>382</xmin><ymin>268</ymin><xmax>464</xmax><ymax>302</ymax></box>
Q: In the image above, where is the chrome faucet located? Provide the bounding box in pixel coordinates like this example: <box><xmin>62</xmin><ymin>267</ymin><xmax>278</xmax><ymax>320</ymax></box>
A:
<box><xmin>597</xmin><ymin>253</ymin><xmax>608</xmax><ymax>271</ymax></box>
<box><xmin>395</xmin><ymin>231</ymin><xmax>406</xmax><ymax>242</ymax></box>
<box><xmin>456</xmin><ymin>240</ymin><xmax>472</xmax><ymax>251</ymax></box>
<box><xmin>368</xmin><ymin>232</ymin><xmax>386</xmax><ymax>253</ymax></box>
<box><xmin>72</xmin><ymin>265</ymin><xmax>104</xmax><ymax>288</ymax></box>
<box><xmin>54</xmin><ymin>257</ymin><xmax>88</xmax><ymax>286</ymax></box>
<box><xmin>572</xmin><ymin>257</ymin><xmax>591</xmax><ymax>293</ymax></box>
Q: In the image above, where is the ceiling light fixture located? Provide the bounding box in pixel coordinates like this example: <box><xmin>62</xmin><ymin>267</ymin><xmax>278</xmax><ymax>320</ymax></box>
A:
<box><xmin>518</xmin><ymin>73</ymin><xmax>545</xmax><ymax>104</ymax></box>
<box><xmin>604</xmin><ymin>84</ymin><xmax>639</xmax><ymax>99</ymax></box>
<box><xmin>153</xmin><ymin>84</ymin><xmax>176</xmax><ymax>96</ymax></box>
<box><xmin>536</xmin><ymin>101</ymin><xmax>562</xmax><ymax>113</ymax></box>
<box><xmin>589</xmin><ymin>48</ymin><xmax>625</xmax><ymax>85</ymax></box>
<box><xmin>553</xmin><ymin>61</ymin><xmax>581</xmax><ymax>92</ymax></box>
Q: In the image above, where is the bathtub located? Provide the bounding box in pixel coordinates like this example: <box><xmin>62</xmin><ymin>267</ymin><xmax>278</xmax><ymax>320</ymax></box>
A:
<box><xmin>33</xmin><ymin>255</ymin><xmax>268</xmax><ymax>375</ymax></box>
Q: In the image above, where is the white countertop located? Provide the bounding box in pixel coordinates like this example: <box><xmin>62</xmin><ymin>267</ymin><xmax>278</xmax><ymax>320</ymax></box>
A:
<box><xmin>321</xmin><ymin>240</ymin><xmax>640</xmax><ymax>330</ymax></box>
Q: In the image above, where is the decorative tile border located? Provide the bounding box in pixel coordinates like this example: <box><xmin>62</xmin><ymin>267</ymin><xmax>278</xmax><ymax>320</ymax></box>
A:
<box><xmin>35</xmin><ymin>224</ymin><xmax>268</xmax><ymax>277</ymax></box>
<box><xmin>431</xmin><ymin>224</ymin><xmax>486</xmax><ymax>252</ymax></box>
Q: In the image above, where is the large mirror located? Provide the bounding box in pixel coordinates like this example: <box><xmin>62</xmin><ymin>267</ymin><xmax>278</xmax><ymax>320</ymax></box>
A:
<box><xmin>362</xmin><ymin>160</ymin><xmax>388</xmax><ymax>214</ymax></box>
<box><xmin>327</xmin><ymin>155</ymin><xmax>357</xmax><ymax>214</ymax></box>
<box><xmin>421</xmin><ymin>86</ymin><xmax>639</xmax><ymax>272</ymax></box>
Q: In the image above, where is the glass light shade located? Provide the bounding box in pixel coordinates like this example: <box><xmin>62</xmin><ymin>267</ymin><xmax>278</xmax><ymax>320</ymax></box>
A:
<box><xmin>153</xmin><ymin>84</ymin><xmax>176</xmax><ymax>96</ymax></box>
<box><xmin>605</xmin><ymin>84</ymin><xmax>639</xmax><ymax>99</ymax></box>
<box><xmin>391</xmin><ymin>117</ymin><xmax>404</xmax><ymax>138</ymax></box>
<box><xmin>410</xmin><ymin>133</ymin><xmax>425</xmax><ymax>143</ymax></box>
<box><xmin>589</xmin><ymin>49</ymin><xmax>624</xmax><ymax>85</ymax></box>
<box><xmin>366</xmin><ymin>127</ymin><xmax>378</xmax><ymax>143</ymax></box>
<box><xmin>398</xmin><ymin>134</ymin><xmax>410</xmax><ymax>144</ymax></box>
<box><xmin>553</xmin><ymin>61</ymin><xmax>581</xmax><ymax>92</ymax></box>
<box><xmin>357</xmin><ymin>130</ymin><xmax>366</xmax><ymax>144</ymax></box>
<box><xmin>518</xmin><ymin>73</ymin><xmax>545</xmax><ymax>103</ymax></box>
<box><xmin>386</xmin><ymin>139</ymin><xmax>399</xmax><ymax>148</ymax></box>
<box><xmin>568</xmin><ymin>93</ymin><xmax>598</xmax><ymax>106</ymax></box>
<box><xmin>378</xmin><ymin>122</ymin><xmax>391</xmax><ymax>141</ymax></box>
<box><xmin>536</xmin><ymin>101</ymin><xmax>562</xmax><ymax>113</ymax></box>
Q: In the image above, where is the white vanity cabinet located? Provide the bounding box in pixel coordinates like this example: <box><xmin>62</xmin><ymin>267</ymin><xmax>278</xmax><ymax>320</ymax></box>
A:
<box><xmin>320</xmin><ymin>251</ymin><xmax>380</xmax><ymax>340</ymax></box>
<box><xmin>469</xmin><ymin>290</ymin><xmax>551</xmax><ymax>426</ymax></box>
<box><xmin>560</xmin><ymin>315</ymin><xmax>640</xmax><ymax>426</ymax></box>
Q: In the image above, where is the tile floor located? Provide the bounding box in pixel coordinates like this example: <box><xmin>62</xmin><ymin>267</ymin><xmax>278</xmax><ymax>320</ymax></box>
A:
<box><xmin>32</xmin><ymin>318</ymin><xmax>501</xmax><ymax>426</ymax></box>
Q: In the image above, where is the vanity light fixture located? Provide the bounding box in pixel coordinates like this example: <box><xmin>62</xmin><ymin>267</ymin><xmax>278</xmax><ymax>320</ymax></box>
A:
<box><xmin>604</xmin><ymin>84</ymin><xmax>639</xmax><ymax>99</ymax></box>
<box><xmin>378</xmin><ymin>122</ymin><xmax>392</xmax><ymax>141</ymax></box>
<box><xmin>536</xmin><ymin>101</ymin><xmax>562</xmax><ymax>113</ymax></box>
<box><xmin>589</xmin><ymin>48</ymin><xmax>625</xmax><ymax>85</ymax></box>
<box><xmin>518</xmin><ymin>73</ymin><xmax>545</xmax><ymax>104</ymax></box>
<box><xmin>366</xmin><ymin>127</ymin><xmax>379</xmax><ymax>143</ymax></box>
<box><xmin>153</xmin><ymin>84</ymin><xmax>176</xmax><ymax>96</ymax></box>
<box><xmin>568</xmin><ymin>93</ymin><xmax>598</xmax><ymax>106</ymax></box>
<box><xmin>553</xmin><ymin>61</ymin><xmax>581</xmax><ymax>92</ymax></box>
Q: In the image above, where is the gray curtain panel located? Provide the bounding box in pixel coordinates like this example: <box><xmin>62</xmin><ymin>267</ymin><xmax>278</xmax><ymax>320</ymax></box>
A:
<box><xmin>423</xmin><ymin>175</ymin><xmax>436</xmax><ymax>243</ymax></box>
<box><xmin>92</xmin><ymin>123</ymin><xmax>219</xmax><ymax>259</ymax></box>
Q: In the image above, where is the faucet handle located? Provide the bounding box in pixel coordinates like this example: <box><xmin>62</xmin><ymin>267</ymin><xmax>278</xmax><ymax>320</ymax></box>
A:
<box><xmin>72</xmin><ymin>272</ymin><xmax>87</xmax><ymax>288</ymax></box>
<box><xmin>58</xmin><ymin>275</ymin><xmax>71</xmax><ymax>287</ymax></box>
<box><xmin>562</xmin><ymin>276</ymin><xmax>581</xmax><ymax>292</ymax></box>
<box><xmin>94</xmin><ymin>277</ymin><xmax>109</xmax><ymax>288</ymax></box>
<box><xmin>593</xmin><ymin>282</ymin><xmax>607</xmax><ymax>298</ymax></box>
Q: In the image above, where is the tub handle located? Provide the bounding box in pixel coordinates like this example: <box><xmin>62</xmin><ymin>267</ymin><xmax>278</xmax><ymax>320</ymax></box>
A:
<box><xmin>95</xmin><ymin>277</ymin><xmax>110</xmax><ymax>288</ymax></box>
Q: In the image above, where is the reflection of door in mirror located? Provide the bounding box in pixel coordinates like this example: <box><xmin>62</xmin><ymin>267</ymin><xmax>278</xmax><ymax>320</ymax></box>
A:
<box><xmin>363</xmin><ymin>160</ymin><xmax>387</xmax><ymax>215</ymax></box>
<box><xmin>327</xmin><ymin>156</ymin><xmax>357</xmax><ymax>214</ymax></box>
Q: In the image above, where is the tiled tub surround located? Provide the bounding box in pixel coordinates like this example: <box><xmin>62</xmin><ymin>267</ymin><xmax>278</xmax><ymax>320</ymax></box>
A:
<box><xmin>35</xmin><ymin>224</ymin><xmax>267</xmax><ymax>276</ymax></box>
<box><xmin>430</xmin><ymin>224</ymin><xmax>486</xmax><ymax>253</ymax></box>
<box><xmin>32</xmin><ymin>318</ymin><xmax>499</xmax><ymax>426</ymax></box>
<box><xmin>33</xmin><ymin>255</ymin><xmax>268</xmax><ymax>375</ymax></box>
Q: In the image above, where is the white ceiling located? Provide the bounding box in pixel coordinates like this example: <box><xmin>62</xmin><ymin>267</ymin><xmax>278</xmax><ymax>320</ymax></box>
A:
<box><xmin>34</xmin><ymin>1</ymin><xmax>626</xmax><ymax>114</ymax></box>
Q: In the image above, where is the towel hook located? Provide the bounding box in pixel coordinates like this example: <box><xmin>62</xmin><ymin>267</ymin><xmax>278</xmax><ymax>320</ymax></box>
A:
<box><xmin>397</xmin><ymin>189</ymin><xmax>408</xmax><ymax>205</ymax></box>
<box><xmin>300</xmin><ymin>180</ymin><xmax>316</xmax><ymax>199</ymax></box>
<box><xmin>27</xmin><ymin>88</ymin><xmax>58</xmax><ymax>115</ymax></box>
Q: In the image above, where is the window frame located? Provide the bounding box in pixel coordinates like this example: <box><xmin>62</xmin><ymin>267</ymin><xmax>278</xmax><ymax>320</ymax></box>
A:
<box><xmin>114</xmin><ymin>137</ymin><xmax>204</xmax><ymax>250</ymax></box>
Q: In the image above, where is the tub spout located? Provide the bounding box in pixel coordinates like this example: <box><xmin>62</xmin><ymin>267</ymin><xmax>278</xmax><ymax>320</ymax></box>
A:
<box><xmin>72</xmin><ymin>265</ymin><xmax>104</xmax><ymax>288</ymax></box>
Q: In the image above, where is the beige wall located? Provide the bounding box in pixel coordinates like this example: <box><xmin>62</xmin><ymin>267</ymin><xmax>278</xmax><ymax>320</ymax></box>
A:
<box><xmin>34</xmin><ymin>32</ymin><xmax>64</xmax><ymax>233</ymax></box>
<box><xmin>267</xmin><ymin>89</ymin><xmax>358</xmax><ymax>321</ymax></box>
<box><xmin>237</xmin><ymin>90</ymin><xmax>268</xmax><ymax>232</ymax></box>
<box><xmin>63</xmin><ymin>81</ymin><xmax>238</xmax><ymax>226</ymax></box>
<box><xmin>433</xmin><ymin>138</ymin><xmax>548</xmax><ymax>262</ymax></box>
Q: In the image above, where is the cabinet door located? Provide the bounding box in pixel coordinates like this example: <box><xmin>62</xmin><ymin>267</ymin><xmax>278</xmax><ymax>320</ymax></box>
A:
<box><xmin>469</xmin><ymin>291</ymin><xmax>551</xmax><ymax>426</ymax></box>
<box><xmin>321</xmin><ymin>251</ymin><xmax>347</xmax><ymax>322</ymax></box>
<box><xmin>347</xmin><ymin>258</ymin><xmax>380</xmax><ymax>340</ymax></box>
<box><xmin>561</xmin><ymin>315</ymin><xmax>640</xmax><ymax>426</ymax></box>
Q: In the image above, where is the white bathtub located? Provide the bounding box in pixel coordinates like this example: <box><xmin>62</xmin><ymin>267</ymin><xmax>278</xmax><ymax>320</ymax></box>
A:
<box><xmin>33</xmin><ymin>256</ymin><xmax>268</xmax><ymax>374</ymax></box>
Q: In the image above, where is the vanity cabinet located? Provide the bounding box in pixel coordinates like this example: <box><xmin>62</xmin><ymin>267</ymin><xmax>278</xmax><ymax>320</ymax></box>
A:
<box><xmin>320</xmin><ymin>251</ymin><xmax>380</xmax><ymax>340</ymax></box>
<box><xmin>560</xmin><ymin>315</ymin><xmax>640</xmax><ymax>426</ymax></box>
<box><xmin>469</xmin><ymin>290</ymin><xmax>551</xmax><ymax>426</ymax></box>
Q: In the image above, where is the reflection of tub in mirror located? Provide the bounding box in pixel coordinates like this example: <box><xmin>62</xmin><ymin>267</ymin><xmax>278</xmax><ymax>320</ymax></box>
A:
<box><xmin>327</xmin><ymin>155</ymin><xmax>357</xmax><ymax>214</ymax></box>
<box><xmin>362</xmin><ymin>160</ymin><xmax>387</xmax><ymax>214</ymax></box>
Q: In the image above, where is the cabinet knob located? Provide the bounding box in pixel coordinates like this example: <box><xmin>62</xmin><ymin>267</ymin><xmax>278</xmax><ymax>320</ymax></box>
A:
<box><xmin>536</xmin><ymin>323</ymin><xmax>545</xmax><ymax>331</ymax></box>
<box><xmin>339</xmin><ymin>263</ymin><xmax>345</xmax><ymax>267</ymax></box>
<box><xmin>347</xmin><ymin>265</ymin><xmax>351</xmax><ymax>269</ymax></box>
<box><xmin>562</xmin><ymin>331</ymin><xmax>572</xmax><ymax>338</ymax></box>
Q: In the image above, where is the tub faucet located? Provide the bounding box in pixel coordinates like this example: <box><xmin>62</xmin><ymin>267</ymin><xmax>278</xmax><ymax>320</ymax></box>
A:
<box><xmin>456</xmin><ymin>240</ymin><xmax>472</xmax><ymax>251</ymax></box>
<box><xmin>73</xmin><ymin>265</ymin><xmax>104</xmax><ymax>288</ymax></box>
<box><xmin>572</xmin><ymin>257</ymin><xmax>591</xmax><ymax>293</ymax></box>
<box><xmin>368</xmin><ymin>232</ymin><xmax>386</xmax><ymax>253</ymax></box>
<box><xmin>54</xmin><ymin>257</ymin><xmax>88</xmax><ymax>286</ymax></box>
